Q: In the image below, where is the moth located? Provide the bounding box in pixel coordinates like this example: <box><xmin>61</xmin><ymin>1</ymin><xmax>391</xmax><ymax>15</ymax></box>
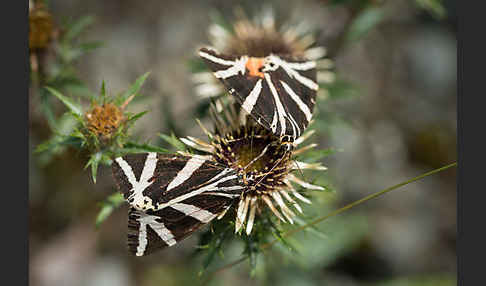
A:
<box><xmin>112</xmin><ymin>152</ymin><xmax>244</xmax><ymax>256</ymax></box>
<box><xmin>199</xmin><ymin>47</ymin><xmax>318</xmax><ymax>141</ymax></box>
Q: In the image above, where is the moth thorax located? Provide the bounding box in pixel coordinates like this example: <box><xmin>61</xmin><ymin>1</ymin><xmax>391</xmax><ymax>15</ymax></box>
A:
<box><xmin>246</xmin><ymin>57</ymin><xmax>265</xmax><ymax>78</ymax></box>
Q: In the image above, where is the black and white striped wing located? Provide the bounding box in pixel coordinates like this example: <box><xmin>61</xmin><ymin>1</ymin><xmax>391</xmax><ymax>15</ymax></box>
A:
<box><xmin>127</xmin><ymin>193</ymin><xmax>234</xmax><ymax>256</ymax></box>
<box><xmin>199</xmin><ymin>47</ymin><xmax>317</xmax><ymax>140</ymax></box>
<box><xmin>112</xmin><ymin>153</ymin><xmax>243</xmax><ymax>212</ymax></box>
<box><xmin>112</xmin><ymin>153</ymin><xmax>244</xmax><ymax>255</ymax></box>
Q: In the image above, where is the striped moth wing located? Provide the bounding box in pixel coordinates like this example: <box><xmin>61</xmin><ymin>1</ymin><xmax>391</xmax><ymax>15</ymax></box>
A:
<box><xmin>112</xmin><ymin>153</ymin><xmax>244</xmax><ymax>255</ymax></box>
<box><xmin>127</xmin><ymin>194</ymin><xmax>233</xmax><ymax>256</ymax></box>
<box><xmin>199</xmin><ymin>47</ymin><xmax>317</xmax><ymax>140</ymax></box>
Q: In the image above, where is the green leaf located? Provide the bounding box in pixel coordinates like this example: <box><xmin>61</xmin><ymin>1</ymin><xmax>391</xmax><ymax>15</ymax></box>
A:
<box><xmin>85</xmin><ymin>152</ymin><xmax>102</xmax><ymax>183</ymax></box>
<box><xmin>346</xmin><ymin>7</ymin><xmax>385</xmax><ymax>42</ymax></box>
<box><xmin>45</xmin><ymin>74</ymin><xmax>91</xmax><ymax>98</ymax></box>
<box><xmin>63</xmin><ymin>15</ymin><xmax>95</xmax><ymax>43</ymax></box>
<box><xmin>201</xmin><ymin>226</ymin><xmax>232</xmax><ymax>272</ymax></box>
<box><xmin>100</xmin><ymin>80</ymin><xmax>106</xmax><ymax>100</ymax></box>
<box><xmin>123</xmin><ymin>111</ymin><xmax>149</xmax><ymax>137</ymax></box>
<box><xmin>125</xmin><ymin>111</ymin><xmax>149</xmax><ymax>125</ymax></box>
<box><xmin>120</xmin><ymin>142</ymin><xmax>169</xmax><ymax>154</ymax></box>
<box><xmin>35</xmin><ymin>135</ymin><xmax>66</xmax><ymax>154</ymax></box>
<box><xmin>158</xmin><ymin>133</ymin><xmax>187</xmax><ymax>151</ymax></box>
<box><xmin>95</xmin><ymin>205</ymin><xmax>114</xmax><ymax>229</ymax></box>
<box><xmin>39</xmin><ymin>87</ymin><xmax>58</xmax><ymax>130</ymax></box>
<box><xmin>119</xmin><ymin>72</ymin><xmax>151</xmax><ymax>103</ymax></box>
<box><xmin>71</xmin><ymin>112</ymin><xmax>86</xmax><ymax>127</ymax></box>
<box><xmin>53</xmin><ymin>109</ymin><xmax>78</xmax><ymax>134</ymax></box>
<box><xmin>70</xmin><ymin>129</ymin><xmax>86</xmax><ymax>144</ymax></box>
<box><xmin>45</xmin><ymin>87</ymin><xmax>83</xmax><ymax>116</ymax></box>
<box><xmin>95</xmin><ymin>192</ymin><xmax>125</xmax><ymax>228</ymax></box>
<box><xmin>35</xmin><ymin>132</ymin><xmax>84</xmax><ymax>154</ymax></box>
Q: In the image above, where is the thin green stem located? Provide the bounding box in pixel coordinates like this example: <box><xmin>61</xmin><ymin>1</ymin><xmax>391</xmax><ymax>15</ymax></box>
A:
<box><xmin>262</xmin><ymin>162</ymin><xmax>457</xmax><ymax>249</ymax></box>
<box><xmin>201</xmin><ymin>162</ymin><xmax>457</xmax><ymax>281</ymax></box>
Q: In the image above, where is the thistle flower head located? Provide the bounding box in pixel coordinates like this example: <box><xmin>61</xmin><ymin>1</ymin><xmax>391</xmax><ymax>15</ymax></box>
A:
<box><xmin>85</xmin><ymin>102</ymin><xmax>125</xmax><ymax>143</ymax></box>
<box><xmin>193</xmin><ymin>7</ymin><xmax>335</xmax><ymax>99</ymax></box>
<box><xmin>181</xmin><ymin>102</ymin><xmax>326</xmax><ymax>235</ymax></box>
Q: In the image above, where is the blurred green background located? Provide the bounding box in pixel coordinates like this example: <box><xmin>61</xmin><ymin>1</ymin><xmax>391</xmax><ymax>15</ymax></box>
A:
<box><xmin>29</xmin><ymin>0</ymin><xmax>457</xmax><ymax>285</ymax></box>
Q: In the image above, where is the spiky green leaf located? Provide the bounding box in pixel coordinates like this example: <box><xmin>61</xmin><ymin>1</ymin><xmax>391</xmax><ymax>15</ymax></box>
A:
<box><xmin>45</xmin><ymin>87</ymin><xmax>83</xmax><ymax>116</ymax></box>
<box><xmin>120</xmin><ymin>142</ymin><xmax>169</xmax><ymax>154</ymax></box>
<box><xmin>119</xmin><ymin>72</ymin><xmax>151</xmax><ymax>103</ymax></box>
<box><xmin>125</xmin><ymin>111</ymin><xmax>149</xmax><ymax>126</ymax></box>
<box><xmin>95</xmin><ymin>192</ymin><xmax>125</xmax><ymax>228</ymax></box>
<box><xmin>158</xmin><ymin>133</ymin><xmax>187</xmax><ymax>151</ymax></box>
<box><xmin>100</xmin><ymin>80</ymin><xmax>106</xmax><ymax>101</ymax></box>
<box><xmin>346</xmin><ymin>7</ymin><xmax>385</xmax><ymax>42</ymax></box>
<box><xmin>63</xmin><ymin>15</ymin><xmax>95</xmax><ymax>43</ymax></box>
<box><xmin>86</xmin><ymin>152</ymin><xmax>102</xmax><ymax>183</ymax></box>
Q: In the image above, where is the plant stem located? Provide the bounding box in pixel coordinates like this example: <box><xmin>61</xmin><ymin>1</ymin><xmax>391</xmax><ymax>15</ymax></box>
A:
<box><xmin>201</xmin><ymin>162</ymin><xmax>457</xmax><ymax>281</ymax></box>
<box><xmin>262</xmin><ymin>162</ymin><xmax>457</xmax><ymax>249</ymax></box>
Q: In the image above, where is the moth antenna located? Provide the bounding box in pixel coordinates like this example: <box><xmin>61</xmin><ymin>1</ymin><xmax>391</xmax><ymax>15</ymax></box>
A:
<box><xmin>254</xmin><ymin>145</ymin><xmax>289</xmax><ymax>186</ymax></box>
<box><xmin>250</xmin><ymin>127</ymin><xmax>254</xmax><ymax>159</ymax></box>
<box><xmin>242</xmin><ymin>142</ymin><xmax>270</xmax><ymax>171</ymax></box>
<box><xmin>292</xmin><ymin>156</ymin><xmax>309</xmax><ymax>183</ymax></box>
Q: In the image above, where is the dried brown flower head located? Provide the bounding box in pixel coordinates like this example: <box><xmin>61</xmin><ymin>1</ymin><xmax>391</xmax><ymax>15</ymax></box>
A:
<box><xmin>29</xmin><ymin>3</ymin><xmax>54</xmax><ymax>50</ymax></box>
<box><xmin>85</xmin><ymin>103</ymin><xmax>124</xmax><ymax>142</ymax></box>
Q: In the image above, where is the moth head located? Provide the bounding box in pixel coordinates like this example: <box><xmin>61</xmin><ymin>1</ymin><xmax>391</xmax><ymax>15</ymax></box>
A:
<box><xmin>245</xmin><ymin>55</ymin><xmax>280</xmax><ymax>78</ymax></box>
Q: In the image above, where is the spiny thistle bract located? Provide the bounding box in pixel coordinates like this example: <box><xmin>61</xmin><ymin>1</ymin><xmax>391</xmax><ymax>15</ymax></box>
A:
<box><xmin>192</xmin><ymin>6</ymin><xmax>335</xmax><ymax>100</ymax></box>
